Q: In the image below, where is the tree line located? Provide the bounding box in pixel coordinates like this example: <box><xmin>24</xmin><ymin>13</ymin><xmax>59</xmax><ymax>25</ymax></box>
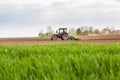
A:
<box><xmin>38</xmin><ymin>26</ymin><xmax>115</xmax><ymax>38</ymax></box>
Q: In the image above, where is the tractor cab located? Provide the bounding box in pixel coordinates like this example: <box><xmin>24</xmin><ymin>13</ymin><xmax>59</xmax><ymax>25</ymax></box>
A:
<box><xmin>59</xmin><ymin>28</ymin><xmax>67</xmax><ymax>35</ymax></box>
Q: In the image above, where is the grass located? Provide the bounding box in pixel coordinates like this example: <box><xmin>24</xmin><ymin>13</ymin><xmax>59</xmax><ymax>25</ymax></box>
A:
<box><xmin>0</xmin><ymin>43</ymin><xmax>120</xmax><ymax>80</ymax></box>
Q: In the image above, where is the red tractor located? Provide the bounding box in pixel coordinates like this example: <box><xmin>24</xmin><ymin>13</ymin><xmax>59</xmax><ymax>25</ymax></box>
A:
<box><xmin>51</xmin><ymin>28</ymin><xmax>69</xmax><ymax>40</ymax></box>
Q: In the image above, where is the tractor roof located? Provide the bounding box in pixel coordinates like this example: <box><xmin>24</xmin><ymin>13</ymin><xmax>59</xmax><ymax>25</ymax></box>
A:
<box><xmin>59</xmin><ymin>28</ymin><xmax>67</xmax><ymax>30</ymax></box>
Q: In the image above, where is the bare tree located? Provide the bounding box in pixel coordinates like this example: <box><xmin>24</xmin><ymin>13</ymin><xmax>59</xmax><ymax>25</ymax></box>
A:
<box><xmin>38</xmin><ymin>29</ymin><xmax>46</xmax><ymax>38</ymax></box>
<box><xmin>88</xmin><ymin>26</ymin><xmax>93</xmax><ymax>34</ymax></box>
<box><xmin>76</xmin><ymin>26</ymin><xmax>93</xmax><ymax>35</ymax></box>
<box><xmin>69</xmin><ymin>27</ymin><xmax>75</xmax><ymax>35</ymax></box>
<box><xmin>46</xmin><ymin>26</ymin><xmax>54</xmax><ymax>37</ymax></box>
<box><xmin>47</xmin><ymin>26</ymin><xmax>53</xmax><ymax>34</ymax></box>
<box><xmin>93</xmin><ymin>29</ymin><xmax>100</xmax><ymax>34</ymax></box>
<box><xmin>76</xmin><ymin>27</ymin><xmax>85</xmax><ymax>35</ymax></box>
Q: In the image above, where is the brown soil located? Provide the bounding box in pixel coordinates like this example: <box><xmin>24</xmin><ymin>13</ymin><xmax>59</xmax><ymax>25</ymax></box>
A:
<box><xmin>0</xmin><ymin>34</ymin><xmax>120</xmax><ymax>45</ymax></box>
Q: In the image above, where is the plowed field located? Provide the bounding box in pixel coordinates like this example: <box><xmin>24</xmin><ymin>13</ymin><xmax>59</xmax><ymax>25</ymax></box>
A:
<box><xmin>0</xmin><ymin>34</ymin><xmax>120</xmax><ymax>45</ymax></box>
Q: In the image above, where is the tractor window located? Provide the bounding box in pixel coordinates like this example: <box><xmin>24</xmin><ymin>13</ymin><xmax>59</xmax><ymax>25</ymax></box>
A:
<box><xmin>59</xmin><ymin>29</ymin><xmax>67</xmax><ymax>34</ymax></box>
<box><xmin>59</xmin><ymin>30</ymin><xmax>63</xmax><ymax>34</ymax></box>
<box><xmin>63</xmin><ymin>29</ymin><xmax>67</xmax><ymax>33</ymax></box>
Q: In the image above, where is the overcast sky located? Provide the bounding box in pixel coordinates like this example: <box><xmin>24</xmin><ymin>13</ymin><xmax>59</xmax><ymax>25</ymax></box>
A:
<box><xmin>0</xmin><ymin>0</ymin><xmax>120</xmax><ymax>37</ymax></box>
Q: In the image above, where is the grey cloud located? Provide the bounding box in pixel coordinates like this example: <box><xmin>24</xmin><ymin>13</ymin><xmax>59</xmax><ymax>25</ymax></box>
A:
<box><xmin>0</xmin><ymin>0</ymin><xmax>120</xmax><ymax>27</ymax></box>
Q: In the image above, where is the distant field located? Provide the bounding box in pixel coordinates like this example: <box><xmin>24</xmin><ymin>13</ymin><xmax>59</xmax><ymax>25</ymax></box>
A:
<box><xmin>0</xmin><ymin>43</ymin><xmax>120</xmax><ymax>80</ymax></box>
<box><xmin>0</xmin><ymin>34</ymin><xmax>120</xmax><ymax>45</ymax></box>
<box><xmin>81</xmin><ymin>33</ymin><xmax>120</xmax><ymax>40</ymax></box>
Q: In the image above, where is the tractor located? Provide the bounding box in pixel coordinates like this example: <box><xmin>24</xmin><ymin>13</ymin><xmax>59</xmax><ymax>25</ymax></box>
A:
<box><xmin>51</xmin><ymin>28</ymin><xmax>69</xmax><ymax>40</ymax></box>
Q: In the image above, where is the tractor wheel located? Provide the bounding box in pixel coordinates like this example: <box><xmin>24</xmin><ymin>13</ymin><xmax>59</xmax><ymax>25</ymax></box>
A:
<box><xmin>51</xmin><ymin>36</ymin><xmax>57</xmax><ymax>40</ymax></box>
<box><xmin>61</xmin><ymin>34</ymin><xmax>69</xmax><ymax>40</ymax></box>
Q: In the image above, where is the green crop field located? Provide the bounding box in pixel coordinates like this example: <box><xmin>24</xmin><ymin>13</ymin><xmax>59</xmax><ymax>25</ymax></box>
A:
<box><xmin>0</xmin><ymin>43</ymin><xmax>120</xmax><ymax>80</ymax></box>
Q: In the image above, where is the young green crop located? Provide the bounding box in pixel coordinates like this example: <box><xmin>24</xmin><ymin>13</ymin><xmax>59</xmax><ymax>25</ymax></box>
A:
<box><xmin>0</xmin><ymin>43</ymin><xmax>120</xmax><ymax>80</ymax></box>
